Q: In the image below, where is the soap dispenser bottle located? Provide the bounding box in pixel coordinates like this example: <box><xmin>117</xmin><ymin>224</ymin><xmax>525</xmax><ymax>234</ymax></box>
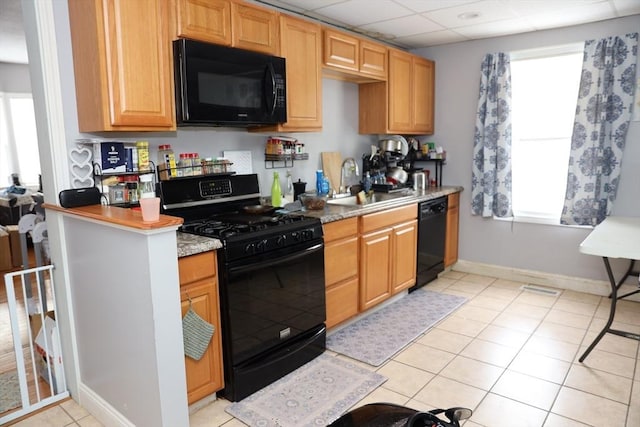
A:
<box><xmin>271</xmin><ymin>171</ymin><xmax>282</xmax><ymax>207</ymax></box>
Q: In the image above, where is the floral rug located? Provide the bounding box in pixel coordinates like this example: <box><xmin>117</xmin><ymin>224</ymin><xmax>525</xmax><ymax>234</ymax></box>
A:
<box><xmin>226</xmin><ymin>353</ymin><xmax>386</xmax><ymax>427</ymax></box>
<box><xmin>327</xmin><ymin>288</ymin><xmax>467</xmax><ymax>366</ymax></box>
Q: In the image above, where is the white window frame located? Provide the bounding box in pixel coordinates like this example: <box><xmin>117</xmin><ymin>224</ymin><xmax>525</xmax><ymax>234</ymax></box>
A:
<box><xmin>0</xmin><ymin>91</ymin><xmax>41</xmax><ymax>188</ymax></box>
<box><xmin>506</xmin><ymin>43</ymin><xmax>584</xmax><ymax>227</ymax></box>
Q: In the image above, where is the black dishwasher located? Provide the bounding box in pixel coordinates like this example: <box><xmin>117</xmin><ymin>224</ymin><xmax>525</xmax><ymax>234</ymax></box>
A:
<box><xmin>410</xmin><ymin>196</ymin><xmax>448</xmax><ymax>292</ymax></box>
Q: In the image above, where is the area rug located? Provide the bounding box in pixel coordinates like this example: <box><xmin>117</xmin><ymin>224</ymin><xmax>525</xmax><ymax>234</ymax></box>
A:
<box><xmin>327</xmin><ymin>289</ymin><xmax>467</xmax><ymax>366</ymax></box>
<box><xmin>0</xmin><ymin>371</ymin><xmax>21</xmax><ymax>413</ymax></box>
<box><xmin>226</xmin><ymin>353</ymin><xmax>386</xmax><ymax>427</ymax></box>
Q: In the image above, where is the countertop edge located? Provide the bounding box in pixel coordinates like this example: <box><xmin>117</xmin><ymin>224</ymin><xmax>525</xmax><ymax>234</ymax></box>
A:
<box><xmin>43</xmin><ymin>203</ymin><xmax>184</xmax><ymax>231</ymax></box>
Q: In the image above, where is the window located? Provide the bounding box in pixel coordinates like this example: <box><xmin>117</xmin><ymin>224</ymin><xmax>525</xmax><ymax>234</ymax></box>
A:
<box><xmin>0</xmin><ymin>92</ymin><xmax>40</xmax><ymax>187</ymax></box>
<box><xmin>510</xmin><ymin>45</ymin><xmax>583</xmax><ymax>224</ymax></box>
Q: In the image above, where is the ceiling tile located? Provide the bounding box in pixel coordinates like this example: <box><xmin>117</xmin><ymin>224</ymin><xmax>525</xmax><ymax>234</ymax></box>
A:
<box><xmin>360</xmin><ymin>14</ymin><xmax>444</xmax><ymax>38</ymax></box>
<box><xmin>393</xmin><ymin>0</ymin><xmax>479</xmax><ymax>13</ymax></box>
<box><xmin>454</xmin><ymin>17</ymin><xmax>537</xmax><ymax>39</ymax></box>
<box><xmin>313</xmin><ymin>0</ymin><xmax>414</xmax><ymax>27</ymax></box>
<box><xmin>524</xmin><ymin>2</ymin><xmax>616</xmax><ymax>29</ymax></box>
<box><xmin>612</xmin><ymin>0</ymin><xmax>640</xmax><ymax>14</ymax></box>
<box><xmin>259</xmin><ymin>0</ymin><xmax>345</xmax><ymax>12</ymax></box>
<box><xmin>422</xmin><ymin>0</ymin><xmax>520</xmax><ymax>28</ymax></box>
<box><xmin>395</xmin><ymin>30</ymin><xmax>470</xmax><ymax>48</ymax></box>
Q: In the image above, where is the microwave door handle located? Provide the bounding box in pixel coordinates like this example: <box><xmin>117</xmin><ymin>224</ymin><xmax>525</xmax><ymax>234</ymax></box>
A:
<box><xmin>265</xmin><ymin>63</ymin><xmax>277</xmax><ymax>115</ymax></box>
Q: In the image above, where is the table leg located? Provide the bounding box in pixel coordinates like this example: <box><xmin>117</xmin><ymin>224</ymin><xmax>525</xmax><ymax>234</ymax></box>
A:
<box><xmin>580</xmin><ymin>256</ymin><xmax>640</xmax><ymax>362</ymax></box>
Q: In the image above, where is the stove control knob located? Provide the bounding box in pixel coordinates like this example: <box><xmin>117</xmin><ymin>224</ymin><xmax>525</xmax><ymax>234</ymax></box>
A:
<box><xmin>244</xmin><ymin>243</ymin><xmax>256</xmax><ymax>255</ymax></box>
<box><xmin>256</xmin><ymin>239</ymin><xmax>268</xmax><ymax>252</ymax></box>
<box><xmin>277</xmin><ymin>235</ymin><xmax>287</xmax><ymax>247</ymax></box>
<box><xmin>291</xmin><ymin>231</ymin><xmax>301</xmax><ymax>242</ymax></box>
<box><xmin>302</xmin><ymin>230</ymin><xmax>314</xmax><ymax>240</ymax></box>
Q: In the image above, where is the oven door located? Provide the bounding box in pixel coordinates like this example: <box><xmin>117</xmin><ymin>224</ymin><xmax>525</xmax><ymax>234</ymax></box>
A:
<box><xmin>220</xmin><ymin>241</ymin><xmax>326</xmax><ymax>366</ymax></box>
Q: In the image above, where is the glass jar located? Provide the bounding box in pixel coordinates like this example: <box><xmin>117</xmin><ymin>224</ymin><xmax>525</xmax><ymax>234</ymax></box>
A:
<box><xmin>158</xmin><ymin>144</ymin><xmax>177</xmax><ymax>179</ymax></box>
<box><xmin>124</xmin><ymin>175</ymin><xmax>139</xmax><ymax>203</ymax></box>
<box><xmin>139</xmin><ymin>173</ymin><xmax>155</xmax><ymax>199</ymax></box>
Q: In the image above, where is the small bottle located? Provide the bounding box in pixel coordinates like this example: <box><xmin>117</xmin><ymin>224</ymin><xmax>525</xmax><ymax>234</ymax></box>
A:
<box><xmin>284</xmin><ymin>170</ymin><xmax>294</xmax><ymax>203</ymax></box>
<box><xmin>316</xmin><ymin>170</ymin><xmax>325</xmax><ymax>195</ymax></box>
<box><xmin>271</xmin><ymin>171</ymin><xmax>282</xmax><ymax>207</ymax></box>
<box><xmin>136</xmin><ymin>141</ymin><xmax>150</xmax><ymax>172</ymax></box>
<box><xmin>363</xmin><ymin>171</ymin><xmax>372</xmax><ymax>193</ymax></box>
<box><xmin>158</xmin><ymin>144</ymin><xmax>177</xmax><ymax>179</ymax></box>
<box><xmin>139</xmin><ymin>173</ymin><xmax>155</xmax><ymax>199</ymax></box>
<box><xmin>191</xmin><ymin>153</ymin><xmax>201</xmax><ymax>175</ymax></box>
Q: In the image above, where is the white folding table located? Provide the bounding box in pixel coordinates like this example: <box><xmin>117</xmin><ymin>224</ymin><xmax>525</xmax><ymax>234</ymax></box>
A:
<box><xmin>578</xmin><ymin>216</ymin><xmax>640</xmax><ymax>362</ymax></box>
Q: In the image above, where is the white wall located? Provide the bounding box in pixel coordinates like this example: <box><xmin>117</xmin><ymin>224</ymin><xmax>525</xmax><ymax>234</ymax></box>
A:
<box><xmin>413</xmin><ymin>15</ymin><xmax>640</xmax><ymax>283</ymax></box>
<box><xmin>0</xmin><ymin>62</ymin><xmax>31</xmax><ymax>92</ymax></box>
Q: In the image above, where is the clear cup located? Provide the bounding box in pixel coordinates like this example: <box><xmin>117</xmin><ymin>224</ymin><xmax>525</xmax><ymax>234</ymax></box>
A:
<box><xmin>139</xmin><ymin>197</ymin><xmax>160</xmax><ymax>222</ymax></box>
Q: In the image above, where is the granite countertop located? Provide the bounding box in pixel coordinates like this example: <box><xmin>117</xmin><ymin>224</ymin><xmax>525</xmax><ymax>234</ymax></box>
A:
<box><xmin>177</xmin><ymin>185</ymin><xmax>463</xmax><ymax>258</ymax></box>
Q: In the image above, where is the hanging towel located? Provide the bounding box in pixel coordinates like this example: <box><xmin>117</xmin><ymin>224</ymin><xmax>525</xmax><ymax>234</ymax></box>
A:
<box><xmin>182</xmin><ymin>305</ymin><xmax>214</xmax><ymax>361</ymax></box>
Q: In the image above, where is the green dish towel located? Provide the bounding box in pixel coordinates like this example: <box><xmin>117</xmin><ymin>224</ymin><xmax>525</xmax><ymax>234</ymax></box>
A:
<box><xmin>182</xmin><ymin>306</ymin><xmax>214</xmax><ymax>361</ymax></box>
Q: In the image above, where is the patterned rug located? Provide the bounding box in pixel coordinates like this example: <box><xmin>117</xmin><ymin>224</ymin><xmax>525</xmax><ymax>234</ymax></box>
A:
<box><xmin>327</xmin><ymin>289</ymin><xmax>467</xmax><ymax>366</ymax></box>
<box><xmin>0</xmin><ymin>371</ymin><xmax>21</xmax><ymax>413</ymax></box>
<box><xmin>226</xmin><ymin>353</ymin><xmax>386</xmax><ymax>427</ymax></box>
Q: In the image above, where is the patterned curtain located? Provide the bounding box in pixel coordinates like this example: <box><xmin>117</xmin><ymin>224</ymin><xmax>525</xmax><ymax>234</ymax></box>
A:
<box><xmin>471</xmin><ymin>53</ymin><xmax>513</xmax><ymax>217</ymax></box>
<box><xmin>561</xmin><ymin>33</ymin><xmax>638</xmax><ymax>226</ymax></box>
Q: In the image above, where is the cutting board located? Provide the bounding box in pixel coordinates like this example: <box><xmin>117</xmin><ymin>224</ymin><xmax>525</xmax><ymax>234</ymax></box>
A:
<box><xmin>321</xmin><ymin>152</ymin><xmax>342</xmax><ymax>194</ymax></box>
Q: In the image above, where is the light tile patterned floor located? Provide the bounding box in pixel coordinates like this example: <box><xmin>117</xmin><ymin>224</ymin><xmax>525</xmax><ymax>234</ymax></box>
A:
<box><xmin>9</xmin><ymin>271</ymin><xmax>640</xmax><ymax>427</ymax></box>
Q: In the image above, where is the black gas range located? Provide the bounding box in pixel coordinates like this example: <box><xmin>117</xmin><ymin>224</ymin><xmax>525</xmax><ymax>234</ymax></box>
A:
<box><xmin>159</xmin><ymin>174</ymin><xmax>326</xmax><ymax>402</ymax></box>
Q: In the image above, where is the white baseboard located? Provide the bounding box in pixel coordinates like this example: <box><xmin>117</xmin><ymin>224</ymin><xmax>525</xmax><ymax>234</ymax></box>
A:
<box><xmin>451</xmin><ymin>259</ymin><xmax>640</xmax><ymax>302</ymax></box>
<box><xmin>78</xmin><ymin>383</ymin><xmax>135</xmax><ymax>427</ymax></box>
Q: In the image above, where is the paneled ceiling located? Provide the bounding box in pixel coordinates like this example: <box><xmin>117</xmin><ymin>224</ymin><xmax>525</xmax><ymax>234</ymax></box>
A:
<box><xmin>2</xmin><ymin>0</ymin><xmax>639</xmax><ymax>64</ymax></box>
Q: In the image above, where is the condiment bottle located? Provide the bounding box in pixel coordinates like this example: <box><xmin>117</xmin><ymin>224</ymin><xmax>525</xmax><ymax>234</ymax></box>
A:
<box><xmin>136</xmin><ymin>141</ymin><xmax>150</xmax><ymax>172</ymax></box>
<box><xmin>158</xmin><ymin>144</ymin><xmax>177</xmax><ymax>179</ymax></box>
<box><xmin>271</xmin><ymin>171</ymin><xmax>282</xmax><ymax>207</ymax></box>
<box><xmin>284</xmin><ymin>170</ymin><xmax>294</xmax><ymax>203</ymax></box>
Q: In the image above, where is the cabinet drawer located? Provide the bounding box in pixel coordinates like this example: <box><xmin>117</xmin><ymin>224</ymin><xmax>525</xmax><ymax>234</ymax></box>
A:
<box><xmin>179</xmin><ymin>251</ymin><xmax>217</xmax><ymax>285</ymax></box>
<box><xmin>360</xmin><ymin>204</ymin><xmax>417</xmax><ymax>233</ymax></box>
<box><xmin>323</xmin><ymin>217</ymin><xmax>357</xmax><ymax>242</ymax></box>
<box><xmin>326</xmin><ymin>276</ymin><xmax>359</xmax><ymax>329</ymax></box>
<box><xmin>325</xmin><ymin>236</ymin><xmax>358</xmax><ymax>285</ymax></box>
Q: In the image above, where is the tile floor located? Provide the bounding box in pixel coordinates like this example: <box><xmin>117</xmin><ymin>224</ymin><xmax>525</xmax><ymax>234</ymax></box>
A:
<box><xmin>9</xmin><ymin>271</ymin><xmax>640</xmax><ymax>427</ymax></box>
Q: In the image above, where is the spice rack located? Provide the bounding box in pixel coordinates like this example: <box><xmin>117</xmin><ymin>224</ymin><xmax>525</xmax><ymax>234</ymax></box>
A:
<box><xmin>92</xmin><ymin>161</ymin><xmax>156</xmax><ymax>207</ymax></box>
<box><xmin>264</xmin><ymin>153</ymin><xmax>309</xmax><ymax>169</ymax></box>
<box><xmin>155</xmin><ymin>160</ymin><xmax>235</xmax><ymax>181</ymax></box>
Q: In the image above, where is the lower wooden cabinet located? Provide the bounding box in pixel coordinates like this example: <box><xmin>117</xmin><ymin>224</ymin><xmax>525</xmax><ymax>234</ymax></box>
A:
<box><xmin>324</xmin><ymin>218</ymin><xmax>359</xmax><ymax>328</ymax></box>
<box><xmin>178</xmin><ymin>251</ymin><xmax>224</xmax><ymax>404</ymax></box>
<box><xmin>445</xmin><ymin>193</ymin><xmax>460</xmax><ymax>267</ymax></box>
<box><xmin>359</xmin><ymin>204</ymin><xmax>417</xmax><ymax>311</ymax></box>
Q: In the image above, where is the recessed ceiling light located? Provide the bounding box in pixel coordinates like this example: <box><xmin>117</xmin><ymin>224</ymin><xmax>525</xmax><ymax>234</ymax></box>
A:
<box><xmin>458</xmin><ymin>12</ymin><xmax>480</xmax><ymax>20</ymax></box>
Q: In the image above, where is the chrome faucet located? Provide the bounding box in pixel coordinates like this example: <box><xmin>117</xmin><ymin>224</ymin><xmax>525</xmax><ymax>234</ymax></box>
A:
<box><xmin>340</xmin><ymin>157</ymin><xmax>360</xmax><ymax>195</ymax></box>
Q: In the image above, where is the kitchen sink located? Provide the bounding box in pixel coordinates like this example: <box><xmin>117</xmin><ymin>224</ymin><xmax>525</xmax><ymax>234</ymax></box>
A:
<box><xmin>326</xmin><ymin>191</ymin><xmax>415</xmax><ymax>208</ymax></box>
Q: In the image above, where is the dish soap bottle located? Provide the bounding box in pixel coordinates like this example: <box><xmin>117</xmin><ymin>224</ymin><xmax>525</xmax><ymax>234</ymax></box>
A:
<box><xmin>283</xmin><ymin>170</ymin><xmax>294</xmax><ymax>204</ymax></box>
<box><xmin>271</xmin><ymin>171</ymin><xmax>282</xmax><ymax>207</ymax></box>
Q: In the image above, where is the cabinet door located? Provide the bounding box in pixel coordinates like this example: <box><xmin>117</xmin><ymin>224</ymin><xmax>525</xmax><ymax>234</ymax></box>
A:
<box><xmin>360</xmin><ymin>228</ymin><xmax>392</xmax><ymax>311</ymax></box>
<box><xmin>326</xmin><ymin>276</ymin><xmax>359</xmax><ymax>329</ymax></box>
<box><xmin>180</xmin><ymin>278</ymin><xmax>224</xmax><ymax>404</ymax></box>
<box><xmin>445</xmin><ymin>193</ymin><xmax>460</xmax><ymax>267</ymax></box>
<box><xmin>360</xmin><ymin>40</ymin><xmax>387</xmax><ymax>79</ymax></box>
<box><xmin>175</xmin><ymin>0</ymin><xmax>232</xmax><ymax>45</ymax></box>
<box><xmin>278</xmin><ymin>15</ymin><xmax>323</xmax><ymax>130</ymax></box>
<box><xmin>323</xmin><ymin>29</ymin><xmax>359</xmax><ymax>72</ymax></box>
<box><xmin>412</xmin><ymin>57</ymin><xmax>435</xmax><ymax>134</ymax></box>
<box><xmin>387</xmin><ymin>49</ymin><xmax>413</xmax><ymax>132</ymax></box>
<box><xmin>392</xmin><ymin>219</ymin><xmax>418</xmax><ymax>294</ymax></box>
<box><xmin>231</xmin><ymin>1</ymin><xmax>279</xmax><ymax>55</ymax></box>
<box><xmin>69</xmin><ymin>0</ymin><xmax>175</xmax><ymax>131</ymax></box>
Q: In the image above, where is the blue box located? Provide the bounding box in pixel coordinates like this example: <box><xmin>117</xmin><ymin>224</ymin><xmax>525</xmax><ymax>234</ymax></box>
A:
<box><xmin>93</xmin><ymin>142</ymin><xmax>126</xmax><ymax>174</ymax></box>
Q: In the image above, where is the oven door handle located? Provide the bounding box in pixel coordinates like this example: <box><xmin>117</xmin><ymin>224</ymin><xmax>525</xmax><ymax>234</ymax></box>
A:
<box><xmin>228</xmin><ymin>242</ymin><xmax>324</xmax><ymax>274</ymax></box>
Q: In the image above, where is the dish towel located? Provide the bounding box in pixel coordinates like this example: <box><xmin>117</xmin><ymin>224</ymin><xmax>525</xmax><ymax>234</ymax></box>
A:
<box><xmin>182</xmin><ymin>303</ymin><xmax>215</xmax><ymax>361</ymax></box>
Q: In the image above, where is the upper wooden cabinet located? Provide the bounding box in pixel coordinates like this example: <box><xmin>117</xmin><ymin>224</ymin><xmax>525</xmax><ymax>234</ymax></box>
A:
<box><xmin>231</xmin><ymin>1</ymin><xmax>279</xmax><ymax>55</ymax></box>
<box><xmin>174</xmin><ymin>0</ymin><xmax>279</xmax><ymax>55</ymax></box>
<box><xmin>322</xmin><ymin>28</ymin><xmax>387</xmax><ymax>82</ymax></box>
<box><xmin>256</xmin><ymin>15</ymin><xmax>322</xmax><ymax>132</ymax></box>
<box><xmin>174</xmin><ymin>0</ymin><xmax>232</xmax><ymax>45</ymax></box>
<box><xmin>68</xmin><ymin>0</ymin><xmax>176</xmax><ymax>132</ymax></box>
<box><xmin>359</xmin><ymin>49</ymin><xmax>434</xmax><ymax>135</ymax></box>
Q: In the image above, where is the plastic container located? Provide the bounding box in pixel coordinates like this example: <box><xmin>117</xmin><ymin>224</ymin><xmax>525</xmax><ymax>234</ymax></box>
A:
<box><xmin>139</xmin><ymin>173</ymin><xmax>155</xmax><ymax>199</ymax></box>
<box><xmin>191</xmin><ymin>153</ymin><xmax>202</xmax><ymax>175</ymax></box>
<box><xmin>158</xmin><ymin>144</ymin><xmax>177</xmax><ymax>179</ymax></box>
<box><xmin>271</xmin><ymin>171</ymin><xmax>282</xmax><ymax>207</ymax></box>
<box><xmin>316</xmin><ymin>170</ymin><xmax>329</xmax><ymax>195</ymax></box>
<box><xmin>136</xmin><ymin>141</ymin><xmax>150</xmax><ymax>172</ymax></box>
<box><xmin>363</xmin><ymin>171</ymin><xmax>372</xmax><ymax>193</ymax></box>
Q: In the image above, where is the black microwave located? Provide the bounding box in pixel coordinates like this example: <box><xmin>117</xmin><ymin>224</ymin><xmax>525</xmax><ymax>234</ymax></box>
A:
<box><xmin>173</xmin><ymin>39</ymin><xmax>287</xmax><ymax>127</ymax></box>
